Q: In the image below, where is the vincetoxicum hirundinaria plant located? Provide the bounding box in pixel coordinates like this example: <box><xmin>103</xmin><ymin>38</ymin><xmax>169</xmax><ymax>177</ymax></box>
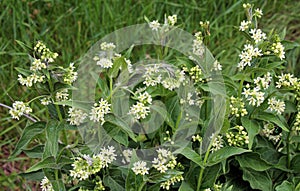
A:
<box><xmin>4</xmin><ymin>3</ymin><xmax>300</xmax><ymax>191</ymax></box>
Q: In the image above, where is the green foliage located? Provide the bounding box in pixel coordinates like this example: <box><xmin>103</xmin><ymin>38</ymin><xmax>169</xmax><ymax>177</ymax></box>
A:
<box><xmin>1</xmin><ymin>1</ymin><xmax>300</xmax><ymax>191</ymax></box>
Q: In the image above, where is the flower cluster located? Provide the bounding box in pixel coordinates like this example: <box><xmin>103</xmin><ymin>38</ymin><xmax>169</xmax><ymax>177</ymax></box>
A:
<box><xmin>239</xmin><ymin>20</ymin><xmax>251</xmax><ymax>31</ymax></box>
<box><xmin>152</xmin><ymin>148</ymin><xmax>177</xmax><ymax>173</ymax></box>
<box><xmin>192</xmin><ymin>134</ymin><xmax>202</xmax><ymax>142</ymax></box>
<box><xmin>148</xmin><ymin>14</ymin><xmax>177</xmax><ymax>31</ymax></box>
<box><xmin>40</xmin><ymin>176</ymin><xmax>54</xmax><ymax>191</ymax></box>
<box><xmin>293</xmin><ymin>112</ymin><xmax>300</xmax><ymax>131</ymax></box>
<box><xmin>226</xmin><ymin>125</ymin><xmax>249</xmax><ymax>147</ymax></box>
<box><xmin>161</xmin><ymin>70</ymin><xmax>185</xmax><ymax>91</ymax></box>
<box><xmin>183</xmin><ymin>65</ymin><xmax>204</xmax><ymax>83</ymax></box>
<box><xmin>242</xmin><ymin>84</ymin><xmax>265</xmax><ymax>107</ymax></box>
<box><xmin>271</xmin><ymin>42</ymin><xmax>285</xmax><ymax>60</ymax></box>
<box><xmin>129</xmin><ymin>91</ymin><xmax>152</xmax><ymax>120</ymax></box>
<box><xmin>249</xmin><ymin>29</ymin><xmax>267</xmax><ymax>44</ymax></box>
<box><xmin>9</xmin><ymin>101</ymin><xmax>32</xmax><ymax>120</ymax></box>
<box><xmin>143</xmin><ymin>64</ymin><xmax>162</xmax><ymax>86</ymax></box>
<box><xmin>89</xmin><ymin>98</ymin><xmax>111</xmax><ymax>125</ymax></box>
<box><xmin>70</xmin><ymin>146</ymin><xmax>116</xmax><ymax>181</ymax></box>
<box><xmin>210</xmin><ymin>134</ymin><xmax>224</xmax><ymax>153</ymax></box>
<box><xmin>63</xmin><ymin>63</ymin><xmax>78</xmax><ymax>84</ymax></box>
<box><xmin>34</xmin><ymin>41</ymin><xmax>58</xmax><ymax>62</ymax></box>
<box><xmin>276</xmin><ymin>73</ymin><xmax>298</xmax><ymax>88</ymax></box>
<box><xmin>180</xmin><ymin>92</ymin><xmax>202</xmax><ymax>107</ymax></box>
<box><xmin>55</xmin><ymin>89</ymin><xmax>69</xmax><ymax>102</ymax></box>
<box><xmin>229</xmin><ymin>96</ymin><xmax>248</xmax><ymax>117</ymax></box>
<box><xmin>122</xmin><ymin>149</ymin><xmax>133</xmax><ymax>164</ymax></box>
<box><xmin>267</xmin><ymin>97</ymin><xmax>285</xmax><ymax>115</ymax></box>
<box><xmin>254</xmin><ymin>72</ymin><xmax>272</xmax><ymax>90</ymax></box>
<box><xmin>40</xmin><ymin>97</ymin><xmax>52</xmax><ymax>105</ymax></box>
<box><xmin>261</xmin><ymin>123</ymin><xmax>282</xmax><ymax>143</ymax></box>
<box><xmin>160</xmin><ymin>174</ymin><xmax>184</xmax><ymax>190</ymax></box>
<box><xmin>132</xmin><ymin>161</ymin><xmax>149</xmax><ymax>175</ymax></box>
<box><xmin>18</xmin><ymin>72</ymin><xmax>45</xmax><ymax>87</ymax></box>
<box><xmin>237</xmin><ymin>44</ymin><xmax>263</xmax><ymax>70</ymax></box>
<box><xmin>67</xmin><ymin>108</ymin><xmax>88</xmax><ymax>126</ymax></box>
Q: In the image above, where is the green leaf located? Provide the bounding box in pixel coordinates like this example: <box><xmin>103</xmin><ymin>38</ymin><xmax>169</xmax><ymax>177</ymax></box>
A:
<box><xmin>207</xmin><ymin>147</ymin><xmax>250</xmax><ymax>166</ymax></box>
<box><xmin>15</xmin><ymin>67</ymin><xmax>31</xmax><ymax>76</ymax></box>
<box><xmin>175</xmin><ymin>147</ymin><xmax>204</xmax><ymax>168</ymax></box>
<box><xmin>236</xmin><ymin>153</ymin><xmax>272</xmax><ymax>171</ymax></box>
<box><xmin>254</xmin><ymin>112</ymin><xmax>289</xmax><ymax>131</ymax></box>
<box><xmin>242</xmin><ymin>168</ymin><xmax>272</xmax><ymax>191</ymax></box>
<box><xmin>291</xmin><ymin>154</ymin><xmax>300</xmax><ymax>173</ymax></box>
<box><xmin>201</xmin><ymin>164</ymin><xmax>221</xmax><ymax>188</ymax></box>
<box><xmin>23</xmin><ymin>145</ymin><xmax>44</xmax><ymax>158</ymax></box>
<box><xmin>148</xmin><ymin>170</ymin><xmax>183</xmax><ymax>183</ymax></box>
<box><xmin>26</xmin><ymin>157</ymin><xmax>56</xmax><ymax>172</ymax></box>
<box><xmin>91</xmin><ymin>71</ymin><xmax>110</xmax><ymax>98</ymax></box>
<box><xmin>241</xmin><ymin>117</ymin><xmax>260</xmax><ymax>149</ymax></box>
<box><xmin>105</xmin><ymin>114</ymin><xmax>137</xmax><ymax>142</ymax></box>
<box><xmin>10</xmin><ymin>122</ymin><xmax>46</xmax><ymax>158</ymax></box>
<box><xmin>43</xmin><ymin>120</ymin><xmax>63</xmax><ymax>159</ymax></box>
<box><xmin>109</xmin><ymin>57</ymin><xmax>126</xmax><ymax>78</ymax></box>
<box><xmin>50</xmin><ymin>179</ymin><xmax>66</xmax><ymax>191</ymax></box>
<box><xmin>179</xmin><ymin>181</ymin><xmax>194</xmax><ymax>191</ymax></box>
<box><xmin>275</xmin><ymin>180</ymin><xmax>294</xmax><ymax>191</ymax></box>
<box><xmin>103</xmin><ymin>175</ymin><xmax>125</xmax><ymax>191</ymax></box>
<box><xmin>19</xmin><ymin>170</ymin><xmax>44</xmax><ymax>181</ymax></box>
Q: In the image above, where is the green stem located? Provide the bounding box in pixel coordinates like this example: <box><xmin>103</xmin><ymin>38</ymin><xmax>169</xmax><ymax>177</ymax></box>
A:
<box><xmin>48</xmin><ymin>78</ymin><xmax>68</xmax><ymax>145</ymax></box>
<box><xmin>286</xmin><ymin>130</ymin><xmax>292</xmax><ymax>169</ymax></box>
<box><xmin>196</xmin><ymin>134</ymin><xmax>215</xmax><ymax>191</ymax></box>
<box><xmin>138</xmin><ymin>181</ymin><xmax>146</xmax><ymax>191</ymax></box>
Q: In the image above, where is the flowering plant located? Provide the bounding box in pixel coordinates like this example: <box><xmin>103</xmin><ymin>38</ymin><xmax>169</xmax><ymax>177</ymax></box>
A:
<box><xmin>6</xmin><ymin>3</ymin><xmax>300</xmax><ymax>191</ymax></box>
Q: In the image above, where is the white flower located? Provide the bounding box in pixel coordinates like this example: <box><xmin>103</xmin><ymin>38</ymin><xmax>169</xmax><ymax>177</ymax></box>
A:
<box><xmin>149</xmin><ymin>20</ymin><xmax>161</xmax><ymax>31</ymax></box>
<box><xmin>64</xmin><ymin>63</ymin><xmax>78</xmax><ymax>84</ymax></box>
<box><xmin>122</xmin><ymin>149</ymin><xmax>133</xmax><ymax>164</ymax></box>
<box><xmin>239</xmin><ymin>20</ymin><xmax>251</xmax><ymax>31</ymax></box>
<box><xmin>100</xmin><ymin>42</ymin><xmax>116</xmax><ymax>51</ymax></box>
<box><xmin>254</xmin><ymin>72</ymin><xmax>272</xmax><ymax>90</ymax></box>
<box><xmin>276</xmin><ymin>73</ymin><xmax>298</xmax><ymax>88</ymax></box>
<box><xmin>40</xmin><ymin>97</ymin><xmax>52</xmax><ymax>105</ymax></box>
<box><xmin>97</xmin><ymin>58</ymin><xmax>113</xmax><ymax>68</ymax></box>
<box><xmin>129</xmin><ymin>102</ymin><xmax>150</xmax><ymax>120</ymax></box>
<box><xmin>97</xmin><ymin>146</ymin><xmax>117</xmax><ymax>167</ymax></box>
<box><xmin>9</xmin><ymin>101</ymin><xmax>32</xmax><ymax>120</ymax></box>
<box><xmin>210</xmin><ymin>134</ymin><xmax>223</xmax><ymax>152</ymax></box>
<box><xmin>167</xmin><ymin>15</ymin><xmax>177</xmax><ymax>26</ymax></box>
<box><xmin>138</xmin><ymin>92</ymin><xmax>152</xmax><ymax>104</ymax></box>
<box><xmin>249</xmin><ymin>28</ymin><xmax>267</xmax><ymax>44</ymax></box>
<box><xmin>124</xmin><ymin>58</ymin><xmax>133</xmax><ymax>73</ymax></box>
<box><xmin>89</xmin><ymin>98</ymin><xmax>111</xmax><ymax>125</ymax></box>
<box><xmin>238</xmin><ymin>44</ymin><xmax>263</xmax><ymax>70</ymax></box>
<box><xmin>30</xmin><ymin>59</ymin><xmax>47</xmax><ymax>71</ymax></box>
<box><xmin>268</xmin><ymin>98</ymin><xmax>285</xmax><ymax>115</ymax></box>
<box><xmin>55</xmin><ymin>89</ymin><xmax>69</xmax><ymax>102</ymax></box>
<box><xmin>67</xmin><ymin>108</ymin><xmax>88</xmax><ymax>126</ymax></box>
<box><xmin>40</xmin><ymin>176</ymin><xmax>54</xmax><ymax>191</ymax></box>
<box><xmin>271</xmin><ymin>42</ymin><xmax>285</xmax><ymax>60</ymax></box>
<box><xmin>254</xmin><ymin>8</ymin><xmax>263</xmax><ymax>18</ymax></box>
<box><xmin>132</xmin><ymin>161</ymin><xmax>149</xmax><ymax>175</ymax></box>
<box><xmin>212</xmin><ymin>60</ymin><xmax>222</xmax><ymax>71</ymax></box>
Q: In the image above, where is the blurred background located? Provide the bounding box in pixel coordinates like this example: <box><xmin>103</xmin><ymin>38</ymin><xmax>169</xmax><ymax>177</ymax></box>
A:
<box><xmin>0</xmin><ymin>0</ymin><xmax>299</xmax><ymax>190</ymax></box>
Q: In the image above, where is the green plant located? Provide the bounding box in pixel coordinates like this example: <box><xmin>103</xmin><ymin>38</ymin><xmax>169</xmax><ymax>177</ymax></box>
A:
<box><xmin>4</xmin><ymin>3</ymin><xmax>300</xmax><ymax>191</ymax></box>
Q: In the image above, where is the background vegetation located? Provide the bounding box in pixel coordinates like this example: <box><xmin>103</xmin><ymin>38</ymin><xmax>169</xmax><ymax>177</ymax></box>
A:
<box><xmin>0</xmin><ymin>0</ymin><xmax>299</xmax><ymax>190</ymax></box>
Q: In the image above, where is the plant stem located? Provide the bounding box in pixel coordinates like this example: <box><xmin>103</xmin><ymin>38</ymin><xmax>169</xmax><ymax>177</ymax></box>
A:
<box><xmin>48</xmin><ymin>77</ymin><xmax>68</xmax><ymax>145</ymax></box>
<box><xmin>138</xmin><ymin>181</ymin><xmax>146</xmax><ymax>191</ymax></box>
<box><xmin>196</xmin><ymin>134</ymin><xmax>214</xmax><ymax>191</ymax></box>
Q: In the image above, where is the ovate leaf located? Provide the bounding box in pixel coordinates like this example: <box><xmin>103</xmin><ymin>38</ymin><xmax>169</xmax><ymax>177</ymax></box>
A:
<box><xmin>207</xmin><ymin>147</ymin><xmax>250</xmax><ymax>166</ymax></box>
<box><xmin>275</xmin><ymin>181</ymin><xmax>294</xmax><ymax>191</ymax></box>
<box><xmin>10</xmin><ymin>122</ymin><xmax>46</xmax><ymax>158</ymax></box>
<box><xmin>241</xmin><ymin>117</ymin><xmax>260</xmax><ymax>149</ymax></box>
<box><xmin>175</xmin><ymin>147</ymin><xmax>204</xmax><ymax>168</ymax></box>
<box><xmin>236</xmin><ymin>153</ymin><xmax>272</xmax><ymax>171</ymax></box>
<box><xmin>242</xmin><ymin>168</ymin><xmax>272</xmax><ymax>191</ymax></box>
